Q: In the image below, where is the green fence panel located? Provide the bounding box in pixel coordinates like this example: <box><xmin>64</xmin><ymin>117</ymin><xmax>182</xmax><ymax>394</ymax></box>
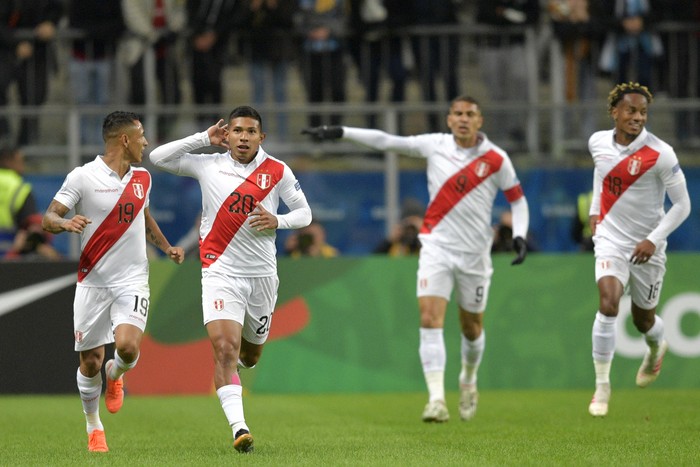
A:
<box><xmin>147</xmin><ymin>254</ymin><xmax>700</xmax><ymax>393</ymax></box>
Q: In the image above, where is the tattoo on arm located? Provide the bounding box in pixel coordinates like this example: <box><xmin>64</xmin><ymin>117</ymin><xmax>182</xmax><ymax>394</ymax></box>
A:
<box><xmin>146</xmin><ymin>225</ymin><xmax>162</xmax><ymax>249</ymax></box>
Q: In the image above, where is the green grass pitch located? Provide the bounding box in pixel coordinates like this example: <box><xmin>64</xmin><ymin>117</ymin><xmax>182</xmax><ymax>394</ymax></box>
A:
<box><xmin>1</xmin><ymin>390</ymin><xmax>698</xmax><ymax>466</ymax></box>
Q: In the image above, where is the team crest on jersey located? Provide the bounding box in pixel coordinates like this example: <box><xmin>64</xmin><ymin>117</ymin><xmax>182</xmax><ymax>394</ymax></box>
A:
<box><xmin>214</xmin><ymin>299</ymin><xmax>224</xmax><ymax>311</ymax></box>
<box><xmin>475</xmin><ymin>161</ymin><xmax>491</xmax><ymax>178</ymax></box>
<box><xmin>257</xmin><ymin>173</ymin><xmax>271</xmax><ymax>189</ymax></box>
<box><xmin>132</xmin><ymin>183</ymin><xmax>145</xmax><ymax>199</ymax></box>
<box><xmin>627</xmin><ymin>156</ymin><xmax>642</xmax><ymax>176</ymax></box>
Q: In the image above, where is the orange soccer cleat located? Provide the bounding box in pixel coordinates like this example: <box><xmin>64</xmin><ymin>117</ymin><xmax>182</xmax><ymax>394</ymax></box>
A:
<box><xmin>88</xmin><ymin>429</ymin><xmax>109</xmax><ymax>452</ymax></box>
<box><xmin>105</xmin><ymin>359</ymin><xmax>124</xmax><ymax>414</ymax></box>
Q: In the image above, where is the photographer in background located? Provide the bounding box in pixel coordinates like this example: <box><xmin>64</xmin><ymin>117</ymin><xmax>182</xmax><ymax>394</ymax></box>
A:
<box><xmin>285</xmin><ymin>221</ymin><xmax>339</xmax><ymax>258</ymax></box>
<box><xmin>374</xmin><ymin>215</ymin><xmax>422</xmax><ymax>256</ymax></box>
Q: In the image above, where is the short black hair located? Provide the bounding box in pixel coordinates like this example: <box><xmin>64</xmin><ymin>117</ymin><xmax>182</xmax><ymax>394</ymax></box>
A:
<box><xmin>228</xmin><ymin>106</ymin><xmax>263</xmax><ymax>131</ymax></box>
<box><xmin>607</xmin><ymin>82</ymin><xmax>653</xmax><ymax>115</ymax></box>
<box><xmin>450</xmin><ymin>95</ymin><xmax>481</xmax><ymax>108</ymax></box>
<box><xmin>102</xmin><ymin>111</ymin><xmax>141</xmax><ymax>142</ymax></box>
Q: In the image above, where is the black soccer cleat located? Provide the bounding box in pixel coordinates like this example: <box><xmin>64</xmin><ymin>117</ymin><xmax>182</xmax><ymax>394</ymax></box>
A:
<box><xmin>233</xmin><ymin>429</ymin><xmax>254</xmax><ymax>453</ymax></box>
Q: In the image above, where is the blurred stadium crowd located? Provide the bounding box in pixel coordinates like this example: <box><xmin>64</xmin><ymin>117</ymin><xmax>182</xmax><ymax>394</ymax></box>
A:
<box><xmin>1</xmin><ymin>0</ymin><xmax>700</xmax><ymax>258</ymax></box>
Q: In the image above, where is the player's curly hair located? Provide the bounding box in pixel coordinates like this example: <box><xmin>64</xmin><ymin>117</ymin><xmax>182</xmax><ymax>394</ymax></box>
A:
<box><xmin>607</xmin><ymin>82</ymin><xmax>653</xmax><ymax>115</ymax></box>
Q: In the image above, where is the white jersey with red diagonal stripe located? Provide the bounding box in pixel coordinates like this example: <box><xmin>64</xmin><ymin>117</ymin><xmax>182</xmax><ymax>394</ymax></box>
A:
<box><xmin>53</xmin><ymin>156</ymin><xmax>150</xmax><ymax>287</ymax></box>
<box><xmin>150</xmin><ymin>133</ymin><xmax>308</xmax><ymax>277</ymax></box>
<box><xmin>589</xmin><ymin>128</ymin><xmax>686</xmax><ymax>250</ymax></box>
<box><xmin>342</xmin><ymin>128</ymin><xmax>524</xmax><ymax>253</ymax></box>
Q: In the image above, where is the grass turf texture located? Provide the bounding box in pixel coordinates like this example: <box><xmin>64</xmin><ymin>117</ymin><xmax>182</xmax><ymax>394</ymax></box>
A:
<box><xmin>1</xmin><ymin>390</ymin><xmax>698</xmax><ymax>466</ymax></box>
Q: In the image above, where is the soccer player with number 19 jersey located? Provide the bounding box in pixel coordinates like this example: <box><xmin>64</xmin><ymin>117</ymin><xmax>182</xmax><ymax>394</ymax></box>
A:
<box><xmin>150</xmin><ymin>106</ymin><xmax>312</xmax><ymax>453</ymax></box>
<box><xmin>302</xmin><ymin>96</ymin><xmax>530</xmax><ymax>423</ymax></box>
<box><xmin>42</xmin><ymin>111</ymin><xmax>185</xmax><ymax>452</ymax></box>
<box><xmin>587</xmin><ymin>83</ymin><xmax>691</xmax><ymax>417</ymax></box>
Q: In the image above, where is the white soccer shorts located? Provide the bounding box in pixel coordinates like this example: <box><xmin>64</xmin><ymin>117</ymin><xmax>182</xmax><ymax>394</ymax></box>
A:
<box><xmin>73</xmin><ymin>283</ymin><xmax>150</xmax><ymax>351</ymax></box>
<box><xmin>594</xmin><ymin>239</ymin><xmax>667</xmax><ymax>309</ymax></box>
<box><xmin>417</xmin><ymin>240</ymin><xmax>493</xmax><ymax>313</ymax></box>
<box><xmin>201</xmin><ymin>272</ymin><xmax>279</xmax><ymax>345</ymax></box>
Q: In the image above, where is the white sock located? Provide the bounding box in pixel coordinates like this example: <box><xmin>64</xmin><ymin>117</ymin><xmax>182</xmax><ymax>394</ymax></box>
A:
<box><xmin>419</xmin><ymin>328</ymin><xmax>446</xmax><ymax>402</ymax></box>
<box><xmin>592</xmin><ymin>311</ymin><xmax>616</xmax><ymax>385</ymax></box>
<box><xmin>644</xmin><ymin>316</ymin><xmax>665</xmax><ymax>351</ymax></box>
<box><xmin>109</xmin><ymin>350</ymin><xmax>139</xmax><ymax>380</ymax></box>
<box><xmin>76</xmin><ymin>368</ymin><xmax>103</xmax><ymax>433</ymax></box>
<box><xmin>459</xmin><ymin>332</ymin><xmax>485</xmax><ymax>386</ymax></box>
<box><xmin>593</xmin><ymin>361</ymin><xmax>612</xmax><ymax>386</ymax></box>
<box><xmin>217</xmin><ymin>384</ymin><xmax>248</xmax><ymax>435</ymax></box>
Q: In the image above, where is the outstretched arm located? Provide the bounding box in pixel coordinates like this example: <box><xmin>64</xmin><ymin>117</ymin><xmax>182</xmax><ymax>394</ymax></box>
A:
<box><xmin>302</xmin><ymin>126</ymin><xmax>419</xmax><ymax>156</ymax></box>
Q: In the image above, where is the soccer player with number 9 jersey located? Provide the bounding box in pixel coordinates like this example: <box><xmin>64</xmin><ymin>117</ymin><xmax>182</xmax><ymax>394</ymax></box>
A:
<box><xmin>303</xmin><ymin>96</ymin><xmax>530</xmax><ymax>423</ymax></box>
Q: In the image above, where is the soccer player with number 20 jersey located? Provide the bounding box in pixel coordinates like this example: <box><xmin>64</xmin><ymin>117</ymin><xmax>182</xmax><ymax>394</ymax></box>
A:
<box><xmin>42</xmin><ymin>111</ymin><xmax>185</xmax><ymax>452</ymax></box>
<box><xmin>150</xmin><ymin>106</ymin><xmax>312</xmax><ymax>453</ymax></box>
<box><xmin>303</xmin><ymin>96</ymin><xmax>530</xmax><ymax>423</ymax></box>
<box><xmin>587</xmin><ymin>83</ymin><xmax>691</xmax><ymax>417</ymax></box>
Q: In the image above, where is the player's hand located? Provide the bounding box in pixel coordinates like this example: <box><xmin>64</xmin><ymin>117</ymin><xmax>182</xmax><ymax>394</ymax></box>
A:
<box><xmin>208</xmin><ymin>119</ymin><xmax>230</xmax><ymax>149</ymax></box>
<box><xmin>301</xmin><ymin>125</ymin><xmax>343</xmax><ymax>141</ymax></box>
<box><xmin>511</xmin><ymin>236</ymin><xmax>527</xmax><ymax>265</ymax></box>
<box><xmin>630</xmin><ymin>239</ymin><xmax>656</xmax><ymax>265</ymax></box>
<box><xmin>63</xmin><ymin>215</ymin><xmax>91</xmax><ymax>234</ymax></box>
<box><xmin>168</xmin><ymin>246</ymin><xmax>185</xmax><ymax>264</ymax></box>
<box><xmin>248</xmin><ymin>202</ymin><xmax>279</xmax><ymax>231</ymax></box>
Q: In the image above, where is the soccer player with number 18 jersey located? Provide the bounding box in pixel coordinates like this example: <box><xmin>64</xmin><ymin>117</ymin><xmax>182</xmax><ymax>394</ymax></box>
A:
<box><xmin>150</xmin><ymin>106</ymin><xmax>312</xmax><ymax>452</ymax></box>
<box><xmin>302</xmin><ymin>96</ymin><xmax>530</xmax><ymax>423</ymax></box>
<box><xmin>587</xmin><ymin>83</ymin><xmax>691</xmax><ymax>417</ymax></box>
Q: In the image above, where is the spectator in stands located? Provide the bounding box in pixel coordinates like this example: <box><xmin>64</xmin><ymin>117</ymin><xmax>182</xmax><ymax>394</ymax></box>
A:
<box><xmin>549</xmin><ymin>0</ymin><xmax>607</xmax><ymax>141</ymax></box>
<box><xmin>0</xmin><ymin>146</ymin><xmax>58</xmax><ymax>260</ymax></box>
<box><xmin>240</xmin><ymin>0</ymin><xmax>298</xmax><ymax>141</ymax></box>
<box><xmin>349</xmin><ymin>0</ymin><xmax>409</xmax><ymax>129</ymax></box>
<box><xmin>0</xmin><ymin>0</ymin><xmax>63</xmax><ymax>146</ymax></box>
<box><xmin>374</xmin><ymin>215</ymin><xmax>422</xmax><ymax>256</ymax></box>
<box><xmin>119</xmin><ymin>0</ymin><xmax>186</xmax><ymax>140</ymax></box>
<box><xmin>409</xmin><ymin>0</ymin><xmax>461</xmax><ymax>132</ymax></box>
<box><xmin>285</xmin><ymin>221</ymin><xmax>339</xmax><ymax>258</ymax></box>
<box><xmin>186</xmin><ymin>0</ymin><xmax>239</xmax><ymax>129</ymax></box>
<box><xmin>657</xmin><ymin>0</ymin><xmax>700</xmax><ymax>145</ymax></box>
<box><xmin>68</xmin><ymin>0</ymin><xmax>125</xmax><ymax>146</ymax></box>
<box><xmin>295</xmin><ymin>0</ymin><xmax>348</xmax><ymax>127</ymax></box>
<box><xmin>598</xmin><ymin>0</ymin><xmax>664</xmax><ymax>88</ymax></box>
<box><xmin>475</xmin><ymin>0</ymin><xmax>540</xmax><ymax>145</ymax></box>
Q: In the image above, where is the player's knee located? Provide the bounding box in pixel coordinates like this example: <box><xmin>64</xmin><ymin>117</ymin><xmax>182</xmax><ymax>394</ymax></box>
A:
<box><xmin>211</xmin><ymin>337</ymin><xmax>240</xmax><ymax>366</ymax></box>
<box><xmin>631</xmin><ymin>310</ymin><xmax>655</xmax><ymax>333</ymax></box>
<box><xmin>598</xmin><ymin>296</ymin><xmax>619</xmax><ymax>316</ymax></box>
<box><xmin>116</xmin><ymin>342</ymin><xmax>140</xmax><ymax>363</ymax></box>
<box><xmin>239</xmin><ymin>345</ymin><xmax>263</xmax><ymax>368</ymax></box>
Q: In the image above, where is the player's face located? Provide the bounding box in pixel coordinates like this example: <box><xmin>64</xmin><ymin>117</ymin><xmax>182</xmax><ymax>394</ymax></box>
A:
<box><xmin>447</xmin><ymin>101</ymin><xmax>483</xmax><ymax>148</ymax></box>
<box><xmin>612</xmin><ymin>93</ymin><xmax>648</xmax><ymax>144</ymax></box>
<box><xmin>227</xmin><ymin>117</ymin><xmax>265</xmax><ymax>164</ymax></box>
<box><xmin>125</xmin><ymin>120</ymin><xmax>148</xmax><ymax>164</ymax></box>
